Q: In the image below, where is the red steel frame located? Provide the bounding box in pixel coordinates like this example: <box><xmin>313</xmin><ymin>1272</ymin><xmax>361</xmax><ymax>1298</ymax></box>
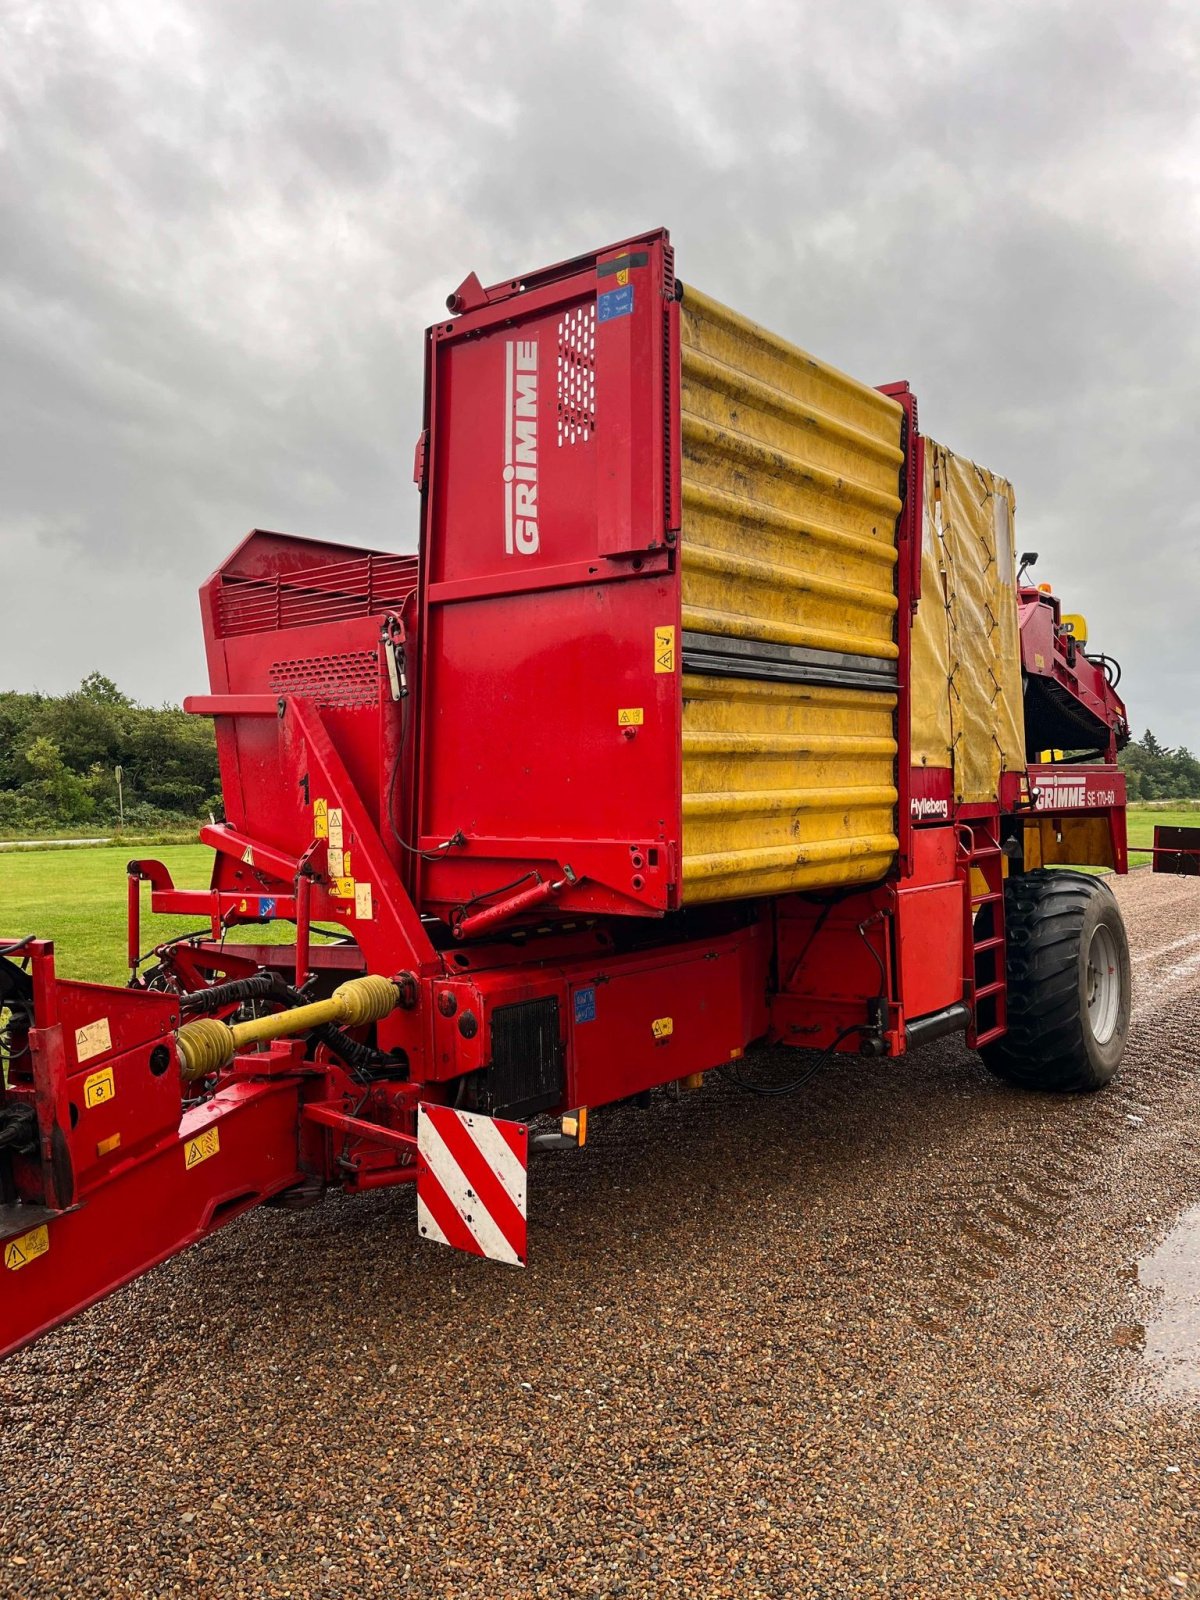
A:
<box><xmin>0</xmin><ymin>227</ymin><xmax>1132</xmax><ymax>1362</ymax></box>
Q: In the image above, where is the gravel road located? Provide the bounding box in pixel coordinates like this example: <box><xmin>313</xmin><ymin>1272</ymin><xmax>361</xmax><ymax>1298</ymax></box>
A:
<box><xmin>2</xmin><ymin>870</ymin><xmax>1199</xmax><ymax>1598</ymax></box>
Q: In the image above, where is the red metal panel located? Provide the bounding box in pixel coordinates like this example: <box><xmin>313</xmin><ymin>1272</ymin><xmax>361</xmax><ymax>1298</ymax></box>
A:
<box><xmin>566</xmin><ymin>932</ymin><xmax>768</xmax><ymax>1107</ymax></box>
<box><xmin>50</xmin><ymin>981</ymin><xmax>183</xmax><ymax>1192</ymax></box>
<box><xmin>0</xmin><ymin>1077</ymin><xmax>304</xmax><ymax>1363</ymax></box>
<box><xmin>416</xmin><ymin>232</ymin><xmax>681</xmax><ymax>924</ymax></box>
<box><xmin>771</xmin><ymin>888</ymin><xmax>896</xmax><ymax>1052</ymax></box>
<box><xmin>1027</xmin><ymin>764</ymin><xmax>1125</xmax><ymax>813</ymax></box>
<box><xmin>1026</xmin><ymin>761</ymin><xmax>1128</xmax><ymax>873</ymax></box>
<box><xmin>895</xmin><ymin>827</ymin><xmax>964</xmax><ymax>1019</ymax></box>
<box><xmin>910</xmin><ymin>765</ymin><xmax>954</xmax><ymax>824</ymax></box>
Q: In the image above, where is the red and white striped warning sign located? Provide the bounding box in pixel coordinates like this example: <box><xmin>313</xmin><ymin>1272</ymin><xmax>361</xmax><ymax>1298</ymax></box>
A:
<box><xmin>416</xmin><ymin>1104</ymin><xmax>528</xmax><ymax>1266</ymax></box>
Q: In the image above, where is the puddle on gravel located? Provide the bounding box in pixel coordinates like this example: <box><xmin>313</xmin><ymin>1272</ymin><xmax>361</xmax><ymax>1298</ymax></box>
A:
<box><xmin>1133</xmin><ymin>1204</ymin><xmax>1200</xmax><ymax>1401</ymax></box>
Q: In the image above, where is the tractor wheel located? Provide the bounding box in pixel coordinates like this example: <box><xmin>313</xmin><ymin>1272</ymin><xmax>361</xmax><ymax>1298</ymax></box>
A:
<box><xmin>981</xmin><ymin>869</ymin><xmax>1131</xmax><ymax>1093</ymax></box>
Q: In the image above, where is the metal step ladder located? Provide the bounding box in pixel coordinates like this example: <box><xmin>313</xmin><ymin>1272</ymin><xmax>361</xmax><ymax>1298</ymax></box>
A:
<box><xmin>957</xmin><ymin>820</ymin><xmax>1008</xmax><ymax>1048</ymax></box>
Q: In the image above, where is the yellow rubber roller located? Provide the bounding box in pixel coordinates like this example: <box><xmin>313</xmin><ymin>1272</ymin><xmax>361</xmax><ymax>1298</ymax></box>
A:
<box><xmin>176</xmin><ymin>974</ymin><xmax>401</xmax><ymax>1081</ymax></box>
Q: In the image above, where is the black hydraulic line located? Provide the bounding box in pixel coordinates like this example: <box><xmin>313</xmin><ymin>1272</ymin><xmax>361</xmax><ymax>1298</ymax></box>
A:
<box><xmin>719</xmin><ymin>1025</ymin><xmax>865</xmax><ymax>1098</ymax></box>
<box><xmin>310</xmin><ymin>1022</ymin><xmax>394</xmax><ymax>1075</ymax></box>
<box><xmin>179</xmin><ymin>972</ymin><xmax>279</xmax><ymax>1014</ymax></box>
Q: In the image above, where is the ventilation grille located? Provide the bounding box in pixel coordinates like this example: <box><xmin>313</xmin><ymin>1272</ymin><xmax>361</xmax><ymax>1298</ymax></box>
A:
<box><xmin>268</xmin><ymin>651</ymin><xmax>377</xmax><ymax>709</ymax></box>
<box><xmin>477</xmin><ymin>996</ymin><xmax>563</xmax><ymax>1120</ymax></box>
<box><xmin>216</xmin><ymin>552</ymin><xmax>419</xmax><ymax>639</ymax></box>
<box><xmin>662</xmin><ymin>242</ymin><xmax>676</xmax><ymax>301</ymax></box>
<box><xmin>557</xmin><ymin>306</ymin><xmax>596</xmax><ymax>446</ymax></box>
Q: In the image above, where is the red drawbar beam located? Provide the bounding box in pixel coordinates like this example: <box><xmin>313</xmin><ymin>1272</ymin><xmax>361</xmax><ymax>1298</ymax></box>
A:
<box><xmin>0</xmin><ymin>1077</ymin><xmax>304</xmax><ymax>1363</ymax></box>
<box><xmin>302</xmin><ymin>1101</ymin><xmax>418</xmax><ymax>1155</ymax></box>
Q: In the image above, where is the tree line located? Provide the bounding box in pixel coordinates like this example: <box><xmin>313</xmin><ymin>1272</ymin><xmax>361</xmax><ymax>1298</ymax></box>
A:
<box><xmin>0</xmin><ymin>674</ymin><xmax>220</xmax><ymax>833</ymax></box>
<box><xmin>1118</xmin><ymin>731</ymin><xmax>1200</xmax><ymax>802</ymax></box>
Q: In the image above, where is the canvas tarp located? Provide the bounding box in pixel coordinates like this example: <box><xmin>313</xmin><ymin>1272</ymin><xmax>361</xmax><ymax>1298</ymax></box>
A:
<box><xmin>910</xmin><ymin>438</ymin><xmax>1026</xmax><ymax>803</ymax></box>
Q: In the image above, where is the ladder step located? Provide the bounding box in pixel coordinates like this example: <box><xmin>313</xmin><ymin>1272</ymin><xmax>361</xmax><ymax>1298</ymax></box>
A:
<box><xmin>971</xmin><ymin>892</ymin><xmax>1004</xmax><ymax>906</ymax></box>
<box><xmin>973</xmin><ymin>935</ymin><xmax>1005</xmax><ymax>952</ymax></box>
<box><xmin>974</xmin><ymin>1024</ymin><xmax>1007</xmax><ymax>1047</ymax></box>
<box><xmin>974</xmin><ymin>981</ymin><xmax>1006</xmax><ymax>1000</ymax></box>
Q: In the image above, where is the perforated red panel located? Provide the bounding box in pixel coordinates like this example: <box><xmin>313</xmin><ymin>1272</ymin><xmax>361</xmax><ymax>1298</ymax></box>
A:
<box><xmin>268</xmin><ymin>651</ymin><xmax>378</xmax><ymax>709</ymax></box>
<box><xmin>556</xmin><ymin>305</ymin><xmax>596</xmax><ymax>445</ymax></box>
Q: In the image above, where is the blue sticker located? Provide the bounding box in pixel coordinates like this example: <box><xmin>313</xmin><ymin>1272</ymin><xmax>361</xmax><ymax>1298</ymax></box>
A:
<box><xmin>574</xmin><ymin>986</ymin><xmax>596</xmax><ymax>1024</ymax></box>
<box><xmin>597</xmin><ymin>284</ymin><xmax>634</xmax><ymax>323</ymax></box>
<box><xmin>259</xmin><ymin>897</ymin><xmax>277</xmax><ymax>920</ymax></box>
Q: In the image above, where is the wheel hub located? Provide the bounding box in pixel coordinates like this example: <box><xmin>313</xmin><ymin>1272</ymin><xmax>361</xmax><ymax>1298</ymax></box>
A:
<box><xmin>1086</xmin><ymin>922</ymin><xmax>1121</xmax><ymax>1045</ymax></box>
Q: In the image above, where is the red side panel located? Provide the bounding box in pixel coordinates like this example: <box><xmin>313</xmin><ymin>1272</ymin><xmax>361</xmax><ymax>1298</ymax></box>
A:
<box><xmin>416</xmin><ymin>231</ymin><xmax>681</xmax><ymax>922</ymax></box>
<box><xmin>894</xmin><ymin>827</ymin><xmax>963</xmax><ymax>1018</ymax></box>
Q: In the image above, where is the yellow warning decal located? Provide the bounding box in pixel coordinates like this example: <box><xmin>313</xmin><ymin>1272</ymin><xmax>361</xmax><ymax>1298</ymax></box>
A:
<box><xmin>333</xmin><ymin>876</ymin><xmax>356</xmax><ymax>901</ymax></box>
<box><xmin>355</xmin><ymin>881</ymin><xmax>374</xmax><ymax>921</ymax></box>
<box><xmin>651</xmin><ymin>1016</ymin><xmax>674</xmax><ymax>1039</ymax></box>
<box><xmin>654</xmin><ymin>627</ymin><xmax>676</xmax><ymax>674</ymax></box>
<box><xmin>184</xmin><ymin>1128</ymin><xmax>220</xmax><ymax>1170</ymax></box>
<box><xmin>618</xmin><ymin>707</ymin><xmax>644</xmax><ymax>726</ymax></box>
<box><xmin>4</xmin><ymin>1225</ymin><xmax>49</xmax><ymax>1272</ymax></box>
<box><xmin>328</xmin><ymin>808</ymin><xmax>344</xmax><ymax>851</ymax></box>
<box><xmin>314</xmin><ymin>798</ymin><xmax>329</xmax><ymax>839</ymax></box>
<box><xmin>84</xmin><ymin>1065</ymin><xmax>116</xmax><ymax>1109</ymax></box>
<box><xmin>241</xmin><ymin>846</ymin><xmax>254</xmax><ymax>866</ymax></box>
<box><xmin>327</xmin><ymin>847</ymin><xmax>345</xmax><ymax>878</ymax></box>
<box><xmin>75</xmin><ymin>1016</ymin><xmax>112</xmax><ymax>1064</ymax></box>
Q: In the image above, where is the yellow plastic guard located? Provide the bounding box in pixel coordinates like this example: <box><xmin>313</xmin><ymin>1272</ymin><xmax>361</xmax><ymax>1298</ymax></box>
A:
<box><xmin>678</xmin><ymin>286</ymin><xmax>903</xmax><ymax>902</ymax></box>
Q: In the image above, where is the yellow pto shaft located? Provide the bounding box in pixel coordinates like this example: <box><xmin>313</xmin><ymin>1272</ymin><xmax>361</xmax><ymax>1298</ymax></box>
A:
<box><xmin>175</xmin><ymin>974</ymin><xmax>401</xmax><ymax>1081</ymax></box>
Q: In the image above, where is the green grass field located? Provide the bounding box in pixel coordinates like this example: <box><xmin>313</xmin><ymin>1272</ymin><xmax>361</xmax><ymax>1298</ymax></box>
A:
<box><xmin>2</xmin><ymin>807</ymin><xmax>1197</xmax><ymax>987</ymax></box>
<box><xmin>1124</xmin><ymin>806</ymin><xmax>1200</xmax><ymax>861</ymax></box>
<box><xmin>0</xmin><ymin>844</ymin><xmax>336</xmax><ymax>986</ymax></box>
<box><xmin>1</xmin><ymin>845</ymin><xmax>213</xmax><ymax>984</ymax></box>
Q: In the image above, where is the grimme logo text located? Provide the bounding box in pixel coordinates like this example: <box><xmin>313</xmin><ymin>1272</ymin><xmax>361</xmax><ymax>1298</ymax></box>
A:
<box><xmin>504</xmin><ymin>340</ymin><xmax>539</xmax><ymax>555</ymax></box>
<box><xmin>1035</xmin><ymin>780</ymin><xmax>1087</xmax><ymax>810</ymax></box>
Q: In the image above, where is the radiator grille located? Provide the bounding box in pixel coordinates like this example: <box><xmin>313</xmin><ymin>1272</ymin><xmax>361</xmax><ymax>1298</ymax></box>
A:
<box><xmin>478</xmin><ymin>997</ymin><xmax>563</xmax><ymax>1120</ymax></box>
<box><xmin>216</xmin><ymin>552</ymin><xmax>419</xmax><ymax>639</ymax></box>
<box><xmin>268</xmin><ymin>651</ymin><xmax>377</xmax><ymax>709</ymax></box>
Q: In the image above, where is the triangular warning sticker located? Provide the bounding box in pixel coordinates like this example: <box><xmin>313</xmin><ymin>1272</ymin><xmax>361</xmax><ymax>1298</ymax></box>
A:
<box><xmin>5</xmin><ymin>1243</ymin><xmax>25</xmax><ymax>1269</ymax></box>
<box><xmin>241</xmin><ymin>847</ymin><xmax>254</xmax><ymax>866</ymax></box>
<box><xmin>186</xmin><ymin>1143</ymin><xmax>201</xmax><ymax>1167</ymax></box>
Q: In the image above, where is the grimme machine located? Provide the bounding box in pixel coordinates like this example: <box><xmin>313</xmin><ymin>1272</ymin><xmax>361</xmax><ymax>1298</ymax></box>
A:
<box><xmin>0</xmin><ymin>230</ymin><xmax>1144</xmax><ymax>1358</ymax></box>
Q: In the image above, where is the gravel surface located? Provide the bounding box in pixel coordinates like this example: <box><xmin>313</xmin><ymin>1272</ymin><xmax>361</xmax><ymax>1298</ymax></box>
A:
<box><xmin>2</xmin><ymin>870</ymin><xmax>1199</xmax><ymax>1598</ymax></box>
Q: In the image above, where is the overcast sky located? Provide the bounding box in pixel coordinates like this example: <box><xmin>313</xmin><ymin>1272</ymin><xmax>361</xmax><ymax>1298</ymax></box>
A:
<box><xmin>1</xmin><ymin>0</ymin><xmax>1197</xmax><ymax>744</ymax></box>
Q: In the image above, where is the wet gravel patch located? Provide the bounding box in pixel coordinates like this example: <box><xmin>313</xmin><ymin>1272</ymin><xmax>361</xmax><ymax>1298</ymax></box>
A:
<box><xmin>2</xmin><ymin>871</ymin><xmax>1199</xmax><ymax>1597</ymax></box>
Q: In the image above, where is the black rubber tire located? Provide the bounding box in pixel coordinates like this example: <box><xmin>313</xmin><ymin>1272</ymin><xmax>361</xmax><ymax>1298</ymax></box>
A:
<box><xmin>980</xmin><ymin>869</ymin><xmax>1131</xmax><ymax>1092</ymax></box>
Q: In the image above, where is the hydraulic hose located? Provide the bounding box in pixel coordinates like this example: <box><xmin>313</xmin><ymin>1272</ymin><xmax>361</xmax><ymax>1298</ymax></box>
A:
<box><xmin>179</xmin><ymin>973</ymin><xmax>279</xmax><ymax>1014</ymax></box>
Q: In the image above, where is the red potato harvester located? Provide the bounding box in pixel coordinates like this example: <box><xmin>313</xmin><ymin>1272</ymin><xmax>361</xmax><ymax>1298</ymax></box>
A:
<box><xmin>3</xmin><ymin>228</ymin><xmax>1176</xmax><ymax>1360</ymax></box>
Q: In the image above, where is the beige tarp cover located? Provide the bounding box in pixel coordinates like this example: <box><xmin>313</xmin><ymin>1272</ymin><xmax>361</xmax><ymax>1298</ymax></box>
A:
<box><xmin>910</xmin><ymin>438</ymin><xmax>1026</xmax><ymax>802</ymax></box>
